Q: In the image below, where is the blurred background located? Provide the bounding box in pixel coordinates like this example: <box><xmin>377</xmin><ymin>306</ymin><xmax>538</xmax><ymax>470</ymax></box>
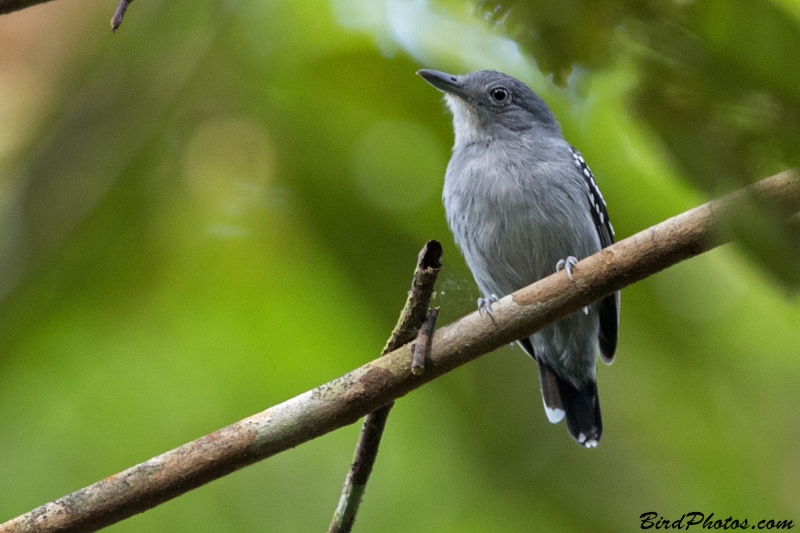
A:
<box><xmin>2</xmin><ymin>0</ymin><xmax>800</xmax><ymax>531</ymax></box>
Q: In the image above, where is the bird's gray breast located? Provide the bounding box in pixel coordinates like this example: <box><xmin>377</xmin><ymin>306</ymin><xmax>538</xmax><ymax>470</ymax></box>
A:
<box><xmin>443</xmin><ymin>137</ymin><xmax>601</xmax><ymax>300</ymax></box>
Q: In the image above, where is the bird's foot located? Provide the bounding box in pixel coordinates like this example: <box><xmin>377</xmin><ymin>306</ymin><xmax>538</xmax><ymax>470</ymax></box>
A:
<box><xmin>477</xmin><ymin>294</ymin><xmax>499</xmax><ymax>319</ymax></box>
<box><xmin>555</xmin><ymin>256</ymin><xmax>579</xmax><ymax>281</ymax></box>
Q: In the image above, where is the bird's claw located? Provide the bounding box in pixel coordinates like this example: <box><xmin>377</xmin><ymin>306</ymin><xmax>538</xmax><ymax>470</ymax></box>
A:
<box><xmin>556</xmin><ymin>256</ymin><xmax>579</xmax><ymax>280</ymax></box>
<box><xmin>478</xmin><ymin>294</ymin><xmax>499</xmax><ymax>319</ymax></box>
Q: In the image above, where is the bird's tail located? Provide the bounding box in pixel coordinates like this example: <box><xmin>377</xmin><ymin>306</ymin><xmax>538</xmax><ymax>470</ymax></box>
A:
<box><xmin>536</xmin><ymin>359</ymin><xmax>602</xmax><ymax>448</ymax></box>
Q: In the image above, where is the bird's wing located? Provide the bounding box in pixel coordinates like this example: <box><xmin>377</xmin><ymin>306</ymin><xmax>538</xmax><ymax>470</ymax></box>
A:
<box><xmin>570</xmin><ymin>146</ymin><xmax>618</xmax><ymax>363</ymax></box>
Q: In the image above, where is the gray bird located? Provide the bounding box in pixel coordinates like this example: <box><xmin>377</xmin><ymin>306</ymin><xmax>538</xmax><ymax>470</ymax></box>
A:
<box><xmin>418</xmin><ymin>69</ymin><xmax>619</xmax><ymax>448</ymax></box>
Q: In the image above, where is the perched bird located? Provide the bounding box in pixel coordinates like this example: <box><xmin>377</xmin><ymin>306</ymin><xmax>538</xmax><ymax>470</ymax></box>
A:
<box><xmin>418</xmin><ymin>69</ymin><xmax>619</xmax><ymax>448</ymax></box>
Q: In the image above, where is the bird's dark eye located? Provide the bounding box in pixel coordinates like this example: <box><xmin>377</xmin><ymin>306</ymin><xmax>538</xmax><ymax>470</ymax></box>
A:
<box><xmin>489</xmin><ymin>87</ymin><xmax>509</xmax><ymax>103</ymax></box>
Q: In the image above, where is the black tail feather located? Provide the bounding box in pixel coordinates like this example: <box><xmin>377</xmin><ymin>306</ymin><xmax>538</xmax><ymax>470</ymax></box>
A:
<box><xmin>555</xmin><ymin>376</ymin><xmax>602</xmax><ymax>448</ymax></box>
<box><xmin>519</xmin><ymin>338</ymin><xmax>602</xmax><ymax>447</ymax></box>
<box><xmin>536</xmin><ymin>358</ymin><xmax>566</xmax><ymax>424</ymax></box>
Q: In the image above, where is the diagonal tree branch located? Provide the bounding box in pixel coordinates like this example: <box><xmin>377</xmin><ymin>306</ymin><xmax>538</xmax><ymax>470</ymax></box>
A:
<box><xmin>0</xmin><ymin>0</ymin><xmax>55</xmax><ymax>15</ymax></box>
<box><xmin>1</xmin><ymin>169</ymin><xmax>799</xmax><ymax>533</ymax></box>
<box><xmin>0</xmin><ymin>0</ymin><xmax>129</xmax><ymax>31</ymax></box>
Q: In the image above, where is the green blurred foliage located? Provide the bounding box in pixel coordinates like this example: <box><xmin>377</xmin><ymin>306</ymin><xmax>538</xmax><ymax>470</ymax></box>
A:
<box><xmin>1</xmin><ymin>0</ymin><xmax>799</xmax><ymax>532</ymax></box>
<box><xmin>479</xmin><ymin>0</ymin><xmax>800</xmax><ymax>287</ymax></box>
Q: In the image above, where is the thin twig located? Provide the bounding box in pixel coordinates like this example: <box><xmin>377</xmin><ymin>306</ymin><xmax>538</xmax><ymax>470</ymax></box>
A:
<box><xmin>110</xmin><ymin>0</ymin><xmax>132</xmax><ymax>32</ymax></box>
<box><xmin>412</xmin><ymin>307</ymin><xmax>439</xmax><ymax>375</ymax></box>
<box><xmin>328</xmin><ymin>241</ymin><xmax>443</xmax><ymax>533</ymax></box>
<box><xmin>1</xmin><ymin>170</ymin><xmax>798</xmax><ymax>533</ymax></box>
<box><xmin>328</xmin><ymin>403</ymin><xmax>393</xmax><ymax>533</ymax></box>
<box><xmin>382</xmin><ymin>240</ymin><xmax>443</xmax><ymax>353</ymax></box>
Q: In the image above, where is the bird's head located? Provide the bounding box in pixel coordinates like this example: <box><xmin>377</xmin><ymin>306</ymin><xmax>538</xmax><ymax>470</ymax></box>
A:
<box><xmin>418</xmin><ymin>69</ymin><xmax>561</xmax><ymax>147</ymax></box>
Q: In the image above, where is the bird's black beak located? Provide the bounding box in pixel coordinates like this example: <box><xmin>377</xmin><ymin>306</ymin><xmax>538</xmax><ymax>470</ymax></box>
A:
<box><xmin>417</xmin><ymin>69</ymin><xmax>467</xmax><ymax>97</ymax></box>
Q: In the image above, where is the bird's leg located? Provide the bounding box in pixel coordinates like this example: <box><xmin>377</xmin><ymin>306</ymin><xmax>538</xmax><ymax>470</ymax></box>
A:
<box><xmin>555</xmin><ymin>256</ymin><xmax>579</xmax><ymax>280</ymax></box>
<box><xmin>477</xmin><ymin>294</ymin><xmax>499</xmax><ymax>319</ymax></box>
<box><xmin>556</xmin><ymin>256</ymin><xmax>589</xmax><ymax>314</ymax></box>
